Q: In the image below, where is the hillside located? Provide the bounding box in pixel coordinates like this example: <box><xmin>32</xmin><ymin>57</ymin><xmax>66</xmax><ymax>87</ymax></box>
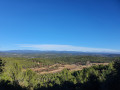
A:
<box><xmin>0</xmin><ymin>50</ymin><xmax>120</xmax><ymax>58</ymax></box>
<box><xmin>0</xmin><ymin>56</ymin><xmax>120</xmax><ymax>90</ymax></box>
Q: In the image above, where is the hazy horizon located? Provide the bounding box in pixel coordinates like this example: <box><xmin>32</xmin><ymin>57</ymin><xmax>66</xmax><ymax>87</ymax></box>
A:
<box><xmin>0</xmin><ymin>44</ymin><xmax>119</xmax><ymax>54</ymax></box>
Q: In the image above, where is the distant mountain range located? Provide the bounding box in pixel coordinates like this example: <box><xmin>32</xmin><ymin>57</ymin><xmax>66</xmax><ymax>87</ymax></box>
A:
<box><xmin>0</xmin><ymin>50</ymin><xmax>120</xmax><ymax>58</ymax></box>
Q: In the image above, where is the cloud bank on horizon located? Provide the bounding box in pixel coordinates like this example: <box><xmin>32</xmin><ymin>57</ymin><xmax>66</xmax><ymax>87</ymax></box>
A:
<box><xmin>18</xmin><ymin>44</ymin><xmax>120</xmax><ymax>53</ymax></box>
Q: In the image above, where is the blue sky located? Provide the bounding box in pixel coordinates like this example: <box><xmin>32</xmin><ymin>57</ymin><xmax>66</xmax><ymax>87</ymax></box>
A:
<box><xmin>0</xmin><ymin>0</ymin><xmax>120</xmax><ymax>52</ymax></box>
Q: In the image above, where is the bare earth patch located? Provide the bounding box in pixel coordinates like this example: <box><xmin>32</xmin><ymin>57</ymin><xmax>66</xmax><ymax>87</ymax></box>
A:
<box><xmin>31</xmin><ymin>63</ymin><xmax>109</xmax><ymax>74</ymax></box>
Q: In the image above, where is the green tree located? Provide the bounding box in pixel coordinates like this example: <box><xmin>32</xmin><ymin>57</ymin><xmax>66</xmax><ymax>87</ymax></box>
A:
<box><xmin>25</xmin><ymin>69</ymin><xmax>37</xmax><ymax>90</ymax></box>
<box><xmin>0</xmin><ymin>58</ymin><xmax>5</xmax><ymax>74</ymax></box>
<box><xmin>9</xmin><ymin>62</ymin><xmax>22</xmax><ymax>86</ymax></box>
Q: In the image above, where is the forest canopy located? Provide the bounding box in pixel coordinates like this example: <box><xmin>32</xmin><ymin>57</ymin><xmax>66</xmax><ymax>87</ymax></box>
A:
<box><xmin>0</xmin><ymin>56</ymin><xmax>120</xmax><ymax>90</ymax></box>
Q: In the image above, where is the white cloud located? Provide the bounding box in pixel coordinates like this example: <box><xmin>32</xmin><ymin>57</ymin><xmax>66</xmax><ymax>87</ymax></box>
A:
<box><xmin>18</xmin><ymin>44</ymin><xmax>120</xmax><ymax>53</ymax></box>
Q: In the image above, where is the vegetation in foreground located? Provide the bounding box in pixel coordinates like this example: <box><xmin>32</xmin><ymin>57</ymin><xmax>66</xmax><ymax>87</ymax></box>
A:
<box><xmin>0</xmin><ymin>56</ymin><xmax>120</xmax><ymax>90</ymax></box>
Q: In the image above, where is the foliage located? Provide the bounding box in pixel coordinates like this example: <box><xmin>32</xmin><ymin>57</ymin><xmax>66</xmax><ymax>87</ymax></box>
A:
<box><xmin>0</xmin><ymin>57</ymin><xmax>120</xmax><ymax>90</ymax></box>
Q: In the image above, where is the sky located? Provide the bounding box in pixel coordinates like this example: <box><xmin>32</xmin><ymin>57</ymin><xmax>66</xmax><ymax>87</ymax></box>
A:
<box><xmin>0</xmin><ymin>0</ymin><xmax>120</xmax><ymax>53</ymax></box>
